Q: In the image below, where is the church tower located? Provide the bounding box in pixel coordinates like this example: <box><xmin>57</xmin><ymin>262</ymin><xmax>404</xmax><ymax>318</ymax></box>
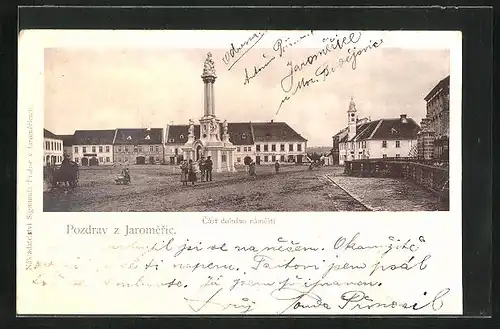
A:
<box><xmin>347</xmin><ymin>97</ymin><xmax>357</xmax><ymax>140</ymax></box>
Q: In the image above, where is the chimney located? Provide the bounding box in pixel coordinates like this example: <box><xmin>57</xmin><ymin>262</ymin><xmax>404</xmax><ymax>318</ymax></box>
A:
<box><xmin>400</xmin><ymin>114</ymin><xmax>407</xmax><ymax>123</ymax></box>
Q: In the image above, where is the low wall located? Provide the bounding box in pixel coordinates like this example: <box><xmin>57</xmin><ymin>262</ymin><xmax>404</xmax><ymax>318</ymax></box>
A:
<box><xmin>344</xmin><ymin>158</ymin><xmax>449</xmax><ymax>199</ymax></box>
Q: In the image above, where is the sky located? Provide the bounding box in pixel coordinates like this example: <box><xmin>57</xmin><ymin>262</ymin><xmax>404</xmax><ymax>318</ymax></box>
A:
<box><xmin>44</xmin><ymin>33</ymin><xmax>450</xmax><ymax>146</ymax></box>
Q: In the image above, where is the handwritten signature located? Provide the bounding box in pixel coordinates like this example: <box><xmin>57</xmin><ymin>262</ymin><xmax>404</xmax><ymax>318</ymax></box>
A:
<box><xmin>184</xmin><ymin>288</ymin><xmax>256</xmax><ymax>314</ymax></box>
<box><xmin>222</xmin><ymin>31</ymin><xmax>267</xmax><ymax>71</ymax></box>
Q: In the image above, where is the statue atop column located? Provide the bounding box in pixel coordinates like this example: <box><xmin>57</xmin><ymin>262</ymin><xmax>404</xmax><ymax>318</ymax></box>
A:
<box><xmin>188</xmin><ymin>119</ymin><xmax>195</xmax><ymax>137</ymax></box>
<box><xmin>223</xmin><ymin>120</ymin><xmax>228</xmax><ymax>135</ymax></box>
<box><xmin>202</xmin><ymin>52</ymin><xmax>216</xmax><ymax>77</ymax></box>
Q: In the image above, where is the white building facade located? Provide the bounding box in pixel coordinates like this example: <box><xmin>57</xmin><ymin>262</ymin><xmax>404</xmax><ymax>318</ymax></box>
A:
<box><xmin>338</xmin><ymin>98</ymin><xmax>420</xmax><ymax>165</ymax></box>
<box><xmin>43</xmin><ymin>129</ymin><xmax>64</xmax><ymax>166</ymax></box>
<box><xmin>72</xmin><ymin>129</ymin><xmax>116</xmax><ymax>166</ymax></box>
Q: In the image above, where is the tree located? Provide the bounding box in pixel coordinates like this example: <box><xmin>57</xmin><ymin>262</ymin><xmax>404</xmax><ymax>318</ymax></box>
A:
<box><xmin>307</xmin><ymin>152</ymin><xmax>322</xmax><ymax>162</ymax></box>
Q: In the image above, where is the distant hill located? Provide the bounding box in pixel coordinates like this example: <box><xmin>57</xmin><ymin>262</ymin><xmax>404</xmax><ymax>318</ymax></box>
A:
<box><xmin>306</xmin><ymin>146</ymin><xmax>332</xmax><ymax>155</ymax></box>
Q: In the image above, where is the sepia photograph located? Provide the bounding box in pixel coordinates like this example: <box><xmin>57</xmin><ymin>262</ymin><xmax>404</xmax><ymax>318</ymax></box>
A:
<box><xmin>42</xmin><ymin>31</ymin><xmax>451</xmax><ymax>212</ymax></box>
<box><xmin>18</xmin><ymin>26</ymin><xmax>466</xmax><ymax>316</ymax></box>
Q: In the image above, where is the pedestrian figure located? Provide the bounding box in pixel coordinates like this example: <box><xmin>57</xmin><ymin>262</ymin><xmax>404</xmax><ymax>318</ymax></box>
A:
<box><xmin>249</xmin><ymin>161</ymin><xmax>256</xmax><ymax>177</ymax></box>
<box><xmin>180</xmin><ymin>160</ymin><xmax>189</xmax><ymax>186</ymax></box>
<box><xmin>205</xmin><ymin>156</ymin><xmax>213</xmax><ymax>182</ymax></box>
<box><xmin>188</xmin><ymin>159</ymin><xmax>197</xmax><ymax>185</ymax></box>
<box><xmin>199</xmin><ymin>156</ymin><xmax>206</xmax><ymax>182</ymax></box>
<box><xmin>274</xmin><ymin>160</ymin><xmax>280</xmax><ymax>173</ymax></box>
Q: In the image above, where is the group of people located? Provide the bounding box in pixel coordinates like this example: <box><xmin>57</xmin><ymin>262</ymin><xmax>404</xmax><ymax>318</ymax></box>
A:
<box><xmin>180</xmin><ymin>156</ymin><xmax>213</xmax><ymax>186</ymax></box>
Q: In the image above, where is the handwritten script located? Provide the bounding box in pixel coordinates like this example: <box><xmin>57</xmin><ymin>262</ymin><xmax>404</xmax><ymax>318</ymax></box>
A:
<box><xmin>27</xmin><ymin>227</ymin><xmax>452</xmax><ymax>314</ymax></box>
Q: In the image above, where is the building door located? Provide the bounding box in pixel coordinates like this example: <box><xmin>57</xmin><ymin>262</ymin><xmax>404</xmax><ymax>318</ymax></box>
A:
<box><xmin>81</xmin><ymin>157</ymin><xmax>89</xmax><ymax>166</ymax></box>
<box><xmin>296</xmin><ymin>155</ymin><xmax>303</xmax><ymax>163</ymax></box>
<box><xmin>136</xmin><ymin>156</ymin><xmax>145</xmax><ymax>164</ymax></box>
<box><xmin>149</xmin><ymin>156</ymin><xmax>155</xmax><ymax>164</ymax></box>
<box><xmin>256</xmin><ymin>156</ymin><xmax>261</xmax><ymax>165</ymax></box>
<box><xmin>89</xmin><ymin>157</ymin><xmax>99</xmax><ymax>166</ymax></box>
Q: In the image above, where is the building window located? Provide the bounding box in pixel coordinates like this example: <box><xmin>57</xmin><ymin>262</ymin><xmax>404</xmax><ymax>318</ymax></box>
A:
<box><xmin>138</xmin><ymin>146</ymin><xmax>142</xmax><ymax>153</ymax></box>
<box><xmin>395</xmin><ymin>140</ymin><xmax>401</xmax><ymax>148</ymax></box>
<box><xmin>74</xmin><ymin>146</ymin><xmax>78</xmax><ymax>153</ymax></box>
<box><xmin>106</xmin><ymin>157</ymin><xmax>110</xmax><ymax>162</ymax></box>
<box><xmin>395</xmin><ymin>154</ymin><xmax>400</xmax><ymax>158</ymax></box>
<box><xmin>237</xmin><ymin>157</ymin><xmax>241</xmax><ymax>163</ymax></box>
<box><xmin>134</xmin><ymin>146</ymin><xmax>138</xmax><ymax>153</ymax></box>
<box><xmin>98</xmin><ymin>146</ymin><xmax>102</xmax><ymax>153</ymax></box>
<box><xmin>280</xmin><ymin>155</ymin><xmax>285</xmax><ymax>162</ymax></box>
<box><xmin>237</xmin><ymin>147</ymin><xmax>241</xmax><ymax>152</ymax></box>
<box><xmin>382</xmin><ymin>141</ymin><xmax>387</xmax><ymax>148</ymax></box>
<box><xmin>256</xmin><ymin>145</ymin><xmax>261</xmax><ymax>152</ymax></box>
<box><xmin>179</xmin><ymin>134</ymin><xmax>184</xmax><ymax>139</ymax></box>
<box><xmin>264</xmin><ymin>145</ymin><xmax>268</xmax><ymax>152</ymax></box>
<box><xmin>382</xmin><ymin>154</ymin><xmax>387</xmax><ymax>158</ymax></box>
<box><xmin>280</xmin><ymin>144</ymin><xmax>285</xmax><ymax>152</ymax></box>
<box><xmin>99</xmin><ymin>157</ymin><xmax>104</xmax><ymax>163</ymax></box>
<box><xmin>155</xmin><ymin>146</ymin><xmax>159</xmax><ymax>152</ymax></box>
<box><xmin>241</xmin><ymin>133</ymin><xmax>247</xmax><ymax>139</ymax></box>
<box><xmin>106</xmin><ymin>146</ymin><xmax>110</xmax><ymax>153</ymax></box>
<box><xmin>92</xmin><ymin>146</ymin><xmax>96</xmax><ymax>153</ymax></box>
<box><xmin>297</xmin><ymin>144</ymin><xmax>302</xmax><ymax>151</ymax></box>
<box><xmin>289</xmin><ymin>144</ymin><xmax>294</xmax><ymax>151</ymax></box>
<box><xmin>83</xmin><ymin>146</ymin><xmax>87</xmax><ymax>153</ymax></box>
<box><xmin>247</xmin><ymin>146</ymin><xmax>251</xmax><ymax>152</ymax></box>
<box><xmin>272</xmin><ymin>155</ymin><xmax>276</xmax><ymax>162</ymax></box>
<box><xmin>222</xmin><ymin>154</ymin><xmax>227</xmax><ymax>162</ymax></box>
<box><xmin>125</xmin><ymin>146</ymin><xmax>129</xmax><ymax>153</ymax></box>
<box><xmin>271</xmin><ymin>144</ymin><xmax>276</xmax><ymax>151</ymax></box>
<box><xmin>264</xmin><ymin>155</ymin><xmax>269</xmax><ymax>162</ymax></box>
<box><xmin>75</xmin><ymin>157</ymin><xmax>79</xmax><ymax>163</ymax></box>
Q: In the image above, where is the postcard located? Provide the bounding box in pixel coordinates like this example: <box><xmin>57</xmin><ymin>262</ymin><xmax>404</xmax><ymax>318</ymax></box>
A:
<box><xmin>17</xmin><ymin>29</ymin><xmax>462</xmax><ymax>315</ymax></box>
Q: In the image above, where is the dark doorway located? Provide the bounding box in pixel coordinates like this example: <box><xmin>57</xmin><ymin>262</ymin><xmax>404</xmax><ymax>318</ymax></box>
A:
<box><xmin>149</xmin><ymin>156</ymin><xmax>155</xmax><ymax>164</ymax></box>
<box><xmin>256</xmin><ymin>156</ymin><xmax>261</xmax><ymax>165</ymax></box>
<box><xmin>81</xmin><ymin>157</ymin><xmax>89</xmax><ymax>166</ymax></box>
<box><xmin>89</xmin><ymin>157</ymin><xmax>99</xmax><ymax>166</ymax></box>
<box><xmin>170</xmin><ymin>157</ymin><xmax>175</xmax><ymax>165</ymax></box>
<box><xmin>296</xmin><ymin>155</ymin><xmax>303</xmax><ymax>163</ymax></box>
<box><xmin>136</xmin><ymin>156</ymin><xmax>146</xmax><ymax>164</ymax></box>
<box><xmin>46</xmin><ymin>155</ymin><xmax>50</xmax><ymax>166</ymax></box>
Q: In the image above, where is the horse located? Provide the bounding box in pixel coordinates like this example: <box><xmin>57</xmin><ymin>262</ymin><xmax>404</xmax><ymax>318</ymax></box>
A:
<box><xmin>52</xmin><ymin>162</ymin><xmax>79</xmax><ymax>188</ymax></box>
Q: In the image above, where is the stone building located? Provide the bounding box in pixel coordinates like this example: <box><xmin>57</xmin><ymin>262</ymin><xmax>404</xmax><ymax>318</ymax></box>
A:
<box><xmin>72</xmin><ymin>129</ymin><xmax>116</xmax><ymax>166</ymax></box>
<box><xmin>113</xmin><ymin>128</ymin><xmax>164</xmax><ymax>165</ymax></box>
<box><xmin>337</xmin><ymin>98</ymin><xmax>420</xmax><ymax>165</ymax></box>
<box><xmin>43</xmin><ymin>129</ymin><xmax>64</xmax><ymax>166</ymax></box>
<box><xmin>417</xmin><ymin>117</ymin><xmax>435</xmax><ymax>160</ymax></box>
<box><xmin>423</xmin><ymin>75</ymin><xmax>450</xmax><ymax>160</ymax></box>
<box><xmin>165</xmin><ymin>121</ymin><xmax>307</xmax><ymax>166</ymax></box>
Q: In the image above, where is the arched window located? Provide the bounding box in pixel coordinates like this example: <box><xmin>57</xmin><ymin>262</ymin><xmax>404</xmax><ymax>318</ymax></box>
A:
<box><xmin>241</xmin><ymin>133</ymin><xmax>247</xmax><ymax>139</ymax></box>
<box><xmin>180</xmin><ymin>134</ymin><xmax>184</xmax><ymax>139</ymax></box>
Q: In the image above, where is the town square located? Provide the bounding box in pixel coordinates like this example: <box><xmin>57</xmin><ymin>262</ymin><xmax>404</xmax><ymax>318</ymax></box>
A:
<box><xmin>42</xmin><ymin>31</ymin><xmax>450</xmax><ymax>212</ymax></box>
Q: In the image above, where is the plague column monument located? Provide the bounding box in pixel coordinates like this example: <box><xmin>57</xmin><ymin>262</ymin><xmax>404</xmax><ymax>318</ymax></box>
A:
<box><xmin>182</xmin><ymin>52</ymin><xmax>236</xmax><ymax>172</ymax></box>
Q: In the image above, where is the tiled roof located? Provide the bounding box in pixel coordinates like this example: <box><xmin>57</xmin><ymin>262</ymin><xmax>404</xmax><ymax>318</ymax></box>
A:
<box><xmin>424</xmin><ymin>75</ymin><xmax>450</xmax><ymax>101</ymax></box>
<box><xmin>251</xmin><ymin>122</ymin><xmax>307</xmax><ymax>142</ymax></box>
<box><xmin>370</xmin><ymin>118</ymin><xmax>420</xmax><ymax>140</ymax></box>
<box><xmin>58</xmin><ymin>134</ymin><xmax>75</xmax><ymax>146</ymax></box>
<box><xmin>73</xmin><ymin>129</ymin><xmax>116</xmax><ymax>145</ymax></box>
<box><xmin>166</xmin><ymin>125</ymin><xmax>200</xmax><ymax>144</ymax></box>
<box><xmin>166</xmin><ymin>121</ymin><xmax>305</xmax><ymax>145</ymax></box>
<box><xmin>114</xmin><ymin>128</ymin><xmax>163</xmax><ymax>145</ymax></box>
<box><xmin>339</xmin><ymin>117</ymin><xmax>420</xmax><ymax>142</ymax></box>
<box><xmin>44</xmin><ymin>129</ymin><xmax>60</xmax><ymax>139</ymax></box>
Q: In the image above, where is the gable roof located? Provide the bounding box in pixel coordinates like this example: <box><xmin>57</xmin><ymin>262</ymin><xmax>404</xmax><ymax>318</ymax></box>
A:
<box><xmin>73</xmin><ymin>129</ymin><xmax>116</xmax><ymax>145</ymax></box>
<box><xmin>44</xmin><ymin>129</ymin><xmax>60</xmax><ymax>139</ymax></box>
<box><xmin>58</xmin><ymin>134</ymin><xmax>75</xmax><ymax>146</ymax></box>
<box><xmin>165</xmin><ymin>121</ymin><xmax>306</xmax><ymax>145</ymax></box>
<box><xmin>339</xmin><ymin>117</ymin><xmax>420</xmax><ymax>142</ymax></box>
<box><xmin>251</xmin><ymin>122</ymin><xmax>307</xmax><ymax>142</ymax></box>
<box><xmin>114</xmin><ymin>128</ymin><xmax>163</xmax><ymax>145</ymax></box>
<box><xmin>424</xmin><ymin>75</ymin><xmax>450</xmax><ymax>101</ymax></box>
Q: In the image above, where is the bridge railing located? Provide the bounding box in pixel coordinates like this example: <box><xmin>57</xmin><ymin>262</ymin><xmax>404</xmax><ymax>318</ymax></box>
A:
<box><xmin>344</xmin><ymin>158</ymin><xmax>449</xmax><ymax>201</ymax></box>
